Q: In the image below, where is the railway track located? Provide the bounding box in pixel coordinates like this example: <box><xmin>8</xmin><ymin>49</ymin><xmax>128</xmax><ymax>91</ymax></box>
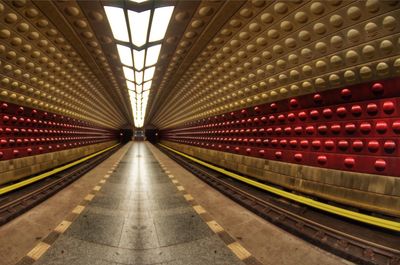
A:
<box><xmin>158</xmin><ymin>144</ymin><xmax>400</xmax><ymax>265</ymax></box>
<box><xmin>0</xmin><ymin>144</ymin><xmax>120</xmax><ymax>226</ymax></box>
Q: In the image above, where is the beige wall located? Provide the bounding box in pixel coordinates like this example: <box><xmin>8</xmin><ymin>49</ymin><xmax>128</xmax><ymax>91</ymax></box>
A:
<box><xmin>0</xmin><ymin>141</ymin><xmax>118</xmax><ymax>186</ymax></box>
<box><xmin>162</xmin><ymin>140</ymin><xmax>400</xmax><ymax>217</ymax></box>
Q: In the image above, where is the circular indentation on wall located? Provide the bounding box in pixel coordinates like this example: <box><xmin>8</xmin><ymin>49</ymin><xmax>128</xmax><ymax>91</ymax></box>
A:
<box><xmin>280</xmin><ymin>20</ymin><xmax>292</xmax><ymax>31</ymax></box>
<box><xmin>294</xmin><ymin>11</ymin><xmax>308</xmax><ymax>23</ymax></box>
<box><xmin>249</xmin><ymin>22</ymin><xmax>261</xmax><ymax>32</ymax></box>
<box><xmin>173</xmin><ymin>14</ymin><xmax>189</xmax><ymax>25</ymax></box>
<box><xmin>198</xmin><ymin>6</ymin><xmax>213</xmax><ymax>17</ymax></box>
<box><xmin>359</xmin><ymin>66</ymin><xmax>372</xmax><ymax>79</ymax></box>
<box><xmin>315</xmin><ymin>42</ymin><xmax>327</xmax><ymax>53</ymax></box>
<box><xmin>376</xmin><ymin>62</ymin><xmax>389</xmax><ymax>76</ymax></box>
<box><xmin>362</xmin><ymin>45</ymin><xmax>375</xmax><ymax>58</ymax></box>
<box><xmin>329</xmin><ymin>14</ymin><xmax>343</xmax><ymax>27</ymax></box>
<box><xmin>12</xmin><ymin>0</ymin><xmax>26</xmax><ymax>7</ymax></box>
<box><xmin>239</xmin><ymin>31</ymin><xmax>250</xmax><ymax>40</ymax></box>
<box><xmin>298</xmin><ymin>30</ymin><xmax>311</xmax><ymax>41</ymax></box>
<box><xmin>10</xmin><ymin>37</ymin><xmax>22</xmax><ymax>46</ymax></box>
<box><xmin>365</xmin><ymin>22</ymin><xmax>378</xmax><ymax>37</ymax></box>
<box><xmin>285</xmin><ymin>38</ymin><xmax>296</xmax><ymax>48</ymax></box>
<box><xmin>37</xmin><ymin>19</ymin><xmax>49</xmax><ymax>28</ymax></box>
<box><xmin>47</xmin><ymin>29</ymin><xmax>58</xmax><ymax>36</ymax></box>
<box><xmin>260</xmin><ymin>12</ymin><xmax>273</xmax><ymax>24</ymax></box>
<box><xmin>330</xmin><ymin>35</ymin><xmax>343</xmax><ymax>48</ymax></box>
<box><xmin>0</xmin><ymin>29</ymin><xmax>11</xmax><ymax>39</ymax></box>
<box><xmin>310</xmin><ymin>2</ymin><xmax>325</xmax><ymax>15</ymax></box>
<box><xmin>380</xmin><ymin>40</ymin><xmax>393</xmax><ymax>54</ymax></box>
<box><xmin>25</xmin><ymin>8</ymin><xmax>39</xmax><ymax>18</ymax></box>
<box><xmin>251</xmin><ymin>0</ymin><xmax>265</xmax><ymax>7</ymax></box>
<box><xmin>240</xmin><ymin>8</ymin><xmax>253</xmax><ymax>18</ymax></box>
<box><xmin>347</xmin><ymin>29</ymin><xmax>360</xmax><ymax>43</ymax></box>
<box><xmin>274</xmin><ymin>2</ymin><xmax>288</xmax><ymax>14</ymax></box>
<box><xmin>64</xmin><ymin>6</ymin><xmax>80</xmax><ymax>17</ymax></box>
<box><xmin>382</xmin><ymin>16</ymin><xmax>396</xmax><ymax>31</ymax></box>
<box><xmin>313</xmin><ymin>23</ymin><xmax>326</xmax><ymax>35</ymax></box>
<box><xmin>74</xmin><ymin>19</ymin><xmax>88</xmax><ymax>28</ymax></box>
<box><xmin>268</xmin><ymin>29</ymin><xmax>279</xmax><ymax>39</ymax></box>
<box><xmin>89</xmin><ymin>11</ymin><xmax>103</xmax><ymax>21</ymax></box>
<box><xmin>100</xmin><ymin>36</ymin><xmax>112</xmax><ymax>44</ymax></box>
<box><xmin>366</xmin><ymin>0</ymin><xmax>380</xmax><ymax>12</ymax></box>
<box><xmin>191</xmin><ymin>19</ymin><xmax>204</xmax><ymax>28</ymax></box>
<box><xmin>347</xmin><ymin>6</ymin><xmax>361</xmax><ymax>20</ymax></box>
<box><xmin>5</xmin><ymin>13</ymin><xmax>18</xmax><ymax>24</ymax></box>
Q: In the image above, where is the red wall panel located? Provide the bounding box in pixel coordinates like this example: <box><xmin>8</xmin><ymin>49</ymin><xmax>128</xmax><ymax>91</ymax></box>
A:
<box><xmin>162</xmin><ymin>78</ymin><xmax>400</xmax><ymax>177</ymax></box>
<box><xmin>0</xmin><ymin>102</ymin><xmax>118</xmax><ymax>161</ymax></box>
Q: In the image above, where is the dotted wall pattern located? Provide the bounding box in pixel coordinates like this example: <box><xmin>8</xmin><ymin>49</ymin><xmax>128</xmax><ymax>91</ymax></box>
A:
<box><xmin>0</xmin><ymin>0</ymin><xmax>131</xmax><ymax>129</ymax></box>
<box><xmin>0</xmin><ymin>101</ymin><xmax>118</xmax><ymax>161</ymax></box>
<box><xmin>162</xmin><ymin>78</ymin><xmax>400</xmax><ymax>177</ymax></box>
<box><xmin>150</xmin><ymin>0</ymin><xmax>400</xmax><ymax>129</ymax></box>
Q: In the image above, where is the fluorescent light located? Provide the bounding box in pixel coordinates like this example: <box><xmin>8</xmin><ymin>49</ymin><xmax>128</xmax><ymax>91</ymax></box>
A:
<box><xmin>133</xmin><ymin>49</ymin><xmax>145</xmax><ymax>70</ymax></box>
<box><xmin>144</xmin><ymin>66</ymin><xmax>155</xmax><ymax>81</ymax></box>
<box><xmin>123</xmin><ymin>66</ymin><xmax>134</xmax><ymax>81</ymax></box>
<box><xmin>149</xmin><ymin>6</ymin><xmax>174</xmax><ymax>42</ymax></box>
<box><xmin>128</xmin><ymin>10</ymin><xmax>150</xmax><ymax>47</ymax></box>
<box><xmin>143</xmin><ymin>80</ymin><xmax>152</xmax><ymax>90</ymax></box>
<box><xmin>117</xmin><ymin>45</ymin><xmax>133</xmax><ymax>66</ymax></box>
<box><xmin>145</xmin><ymin>44</ymin><xmax>161</xmax><ymax>66</ymax></box>
<box><xmin>136</xmin><ymin>84</ymin><xmax>143</xmax><ymax>93</ymax></box>
<box><xmin>104</xmin><ymin>6</ymin><xmax>129</xmax><ymax>42</ymax></box>
<box><xmin>126</xmin><ymin>80</ymin><xmax>135</xmax><ymax>90</ymax></box>
<box><xmin>135</xmin><ymin>71</ymin><xmax>143</xmax><ymax>84</ymax></box>
<box><xmin>128</xmin><ymin>0</ymin><xmax>148</xmax><ymax>3</ymax></box>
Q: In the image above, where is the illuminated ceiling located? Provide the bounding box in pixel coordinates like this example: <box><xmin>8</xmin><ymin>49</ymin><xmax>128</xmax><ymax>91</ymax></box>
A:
<box><xmin>0</xmin><ymin>0</ymin><xmax>398</xmax><ymax>130</ymax></box>
<box><xmin>103</xmin><ymin>2</ymin><xmax>174</xmax><ymax>128</ymax></box>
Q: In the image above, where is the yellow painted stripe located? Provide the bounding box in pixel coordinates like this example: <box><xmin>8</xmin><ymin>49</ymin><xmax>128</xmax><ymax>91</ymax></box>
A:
<box><xmin>0</xmin><ymin>144</ymin><xmax>119</xmax><ymax>196</ymax></box>
<box><xmin>160</xmin><ymin>144</ymin><xmax>400</xmax><ymax>232</ymax></box>
<box><xmin>27</xmin><ymin>242</ymin><xmax>51</xmax><ymax>260</ymax></box>
<box><xmin>228</xmin><ymin>242</ymin><xmax>252</xmax><ymax>260</ymax></box>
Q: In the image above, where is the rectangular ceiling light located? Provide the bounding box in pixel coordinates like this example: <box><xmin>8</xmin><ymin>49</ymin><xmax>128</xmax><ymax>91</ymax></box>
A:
<box><xmin>128</xmin><ymin>0</ymin><xmax>149</xmax><ymax>3</ymax></box>
<box><xmin>126</xmin><ymin>80</ymin><xmax>135</xmax><ymax>90</ymax></box>
<box><xmin>149</xmin><ymin>6</ymin><xmax>174</xmax><ymax>42</ymax></box>
<box><xmin>136</xmin><ymin>84</ymin><xmax>143</xmax><ymax>93</ymax></box>
<box><xmin>144</xmin><ymin>66</ymin><xmax>155</xmax><ymax>81</ymax></box>
<box><xmin>123</xmin><ymin>66</ymin><xmax>135</xmax><ymax>81</ymax></box>
<box><xmin>116</xmin><ymin>44</ymin><xmax>133</xmax><ymax>66</ymax></box>
<box><xmin>128</xmin><ymin>10</ymin><xmax>150</xmax><ymax>47</ymax></box>
<box><xmin>133</xmin><ymin>49</ymin><xmax>145</xmax><ymax>70</ymax></box>
<box><xmin>145</xmin><ymin>44</ymin><xmax>161</xmax><ymax>67</ymax></box>
<box><xmin>104</xmin><ymin>6</ymin><xmax>129</xmax><ymax>42</ymax></box>
<box><xmin>135</xmin><ymin>71</ymin><xmax>143</xmax><ymax>84</ymax></box>
<box><xmin>143</xmin><ymin>80</ymin><xmax>152</xmax><ymax>91</ymax></box>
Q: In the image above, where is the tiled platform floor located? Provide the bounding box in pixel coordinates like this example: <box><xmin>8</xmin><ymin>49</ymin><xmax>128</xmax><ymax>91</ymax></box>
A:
<box><xmin>33</xmin><ymin>142</ymin><xmax>244</xmax><ymax>265</ymax></box>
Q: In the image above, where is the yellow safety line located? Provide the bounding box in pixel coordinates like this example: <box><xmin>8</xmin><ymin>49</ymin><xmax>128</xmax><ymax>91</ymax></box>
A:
<box><xmin>160</xmin><ymin>144</ymin><xmax>400</xmax><ymax>232</ymax></box>
<box><xmin>0</xmin><ymin>144</ymin><xmax>119</xmax><ymax>196</ymax></box>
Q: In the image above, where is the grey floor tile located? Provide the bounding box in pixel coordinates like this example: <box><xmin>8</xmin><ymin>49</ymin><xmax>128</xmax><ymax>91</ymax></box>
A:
<box><xmin>154</xmin><ymin>211</ymin><xmax>214</xmax><ymax>246</ymax></box>
<box><xmin>64</xmin><ymin>211</ymin><xmax>125</xmax><ymax>247</ymax></box>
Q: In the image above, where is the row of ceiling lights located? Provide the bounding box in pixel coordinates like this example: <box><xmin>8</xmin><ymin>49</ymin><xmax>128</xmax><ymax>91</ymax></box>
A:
<box><xmin>104</xmin><ymin>0</ymin><xmax>174</xmax><ymax>127</ymax></box>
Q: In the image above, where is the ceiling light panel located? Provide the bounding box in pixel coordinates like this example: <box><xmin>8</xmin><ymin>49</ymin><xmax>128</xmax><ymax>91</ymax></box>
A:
<box><xmin>117</xmin><ymin>44</ymin><xmax>133</xmax><ymax>66</ymax></box>
<box><xmin>135</xmin><ymin>71</ymin><xmax>143</xmax><ymax>84</ymax></box>
<box><xmin>133</xmin><ymin>49</ymin><xmax>145</xmax><ymax>70</ymax></box>
<box><xmin>128</xmin><ymin>10</ymin><xmax>150</xmax><ymax>47</ymax></box>
<box><xmin>104</xmin><ymin>2</ymin><xmax>175</xmax><ymax>128</ymax></box>
<box><xmin>123</xmin><ymin>67</ymin><xmax>135</xmax><ymax>81</ymax></box>
<box><xmin>145</xmin><ymin>44</ymin><xmax>161</xmax><ymax>67</ymax></box>
<box><xmin>149</xmin><ymin>6</ymin><xmax>174</xmax><ymax>42</ymax></box>
<box><xmin>104</xmin><ymin>6</ymin><xmax>129</xmax><ymax>42</ymax></box>
<box><xmin>144</xmin><ymin>66</ymin><xmax>155</xmax><ymax>82</ymax></box>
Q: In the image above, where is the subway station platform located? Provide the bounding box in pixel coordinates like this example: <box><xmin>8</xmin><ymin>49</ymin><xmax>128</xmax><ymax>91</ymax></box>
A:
<box><xmin>0</xmin><ymin>142</ymin><xmax>348</xmax><ymax>265</ymax></box>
